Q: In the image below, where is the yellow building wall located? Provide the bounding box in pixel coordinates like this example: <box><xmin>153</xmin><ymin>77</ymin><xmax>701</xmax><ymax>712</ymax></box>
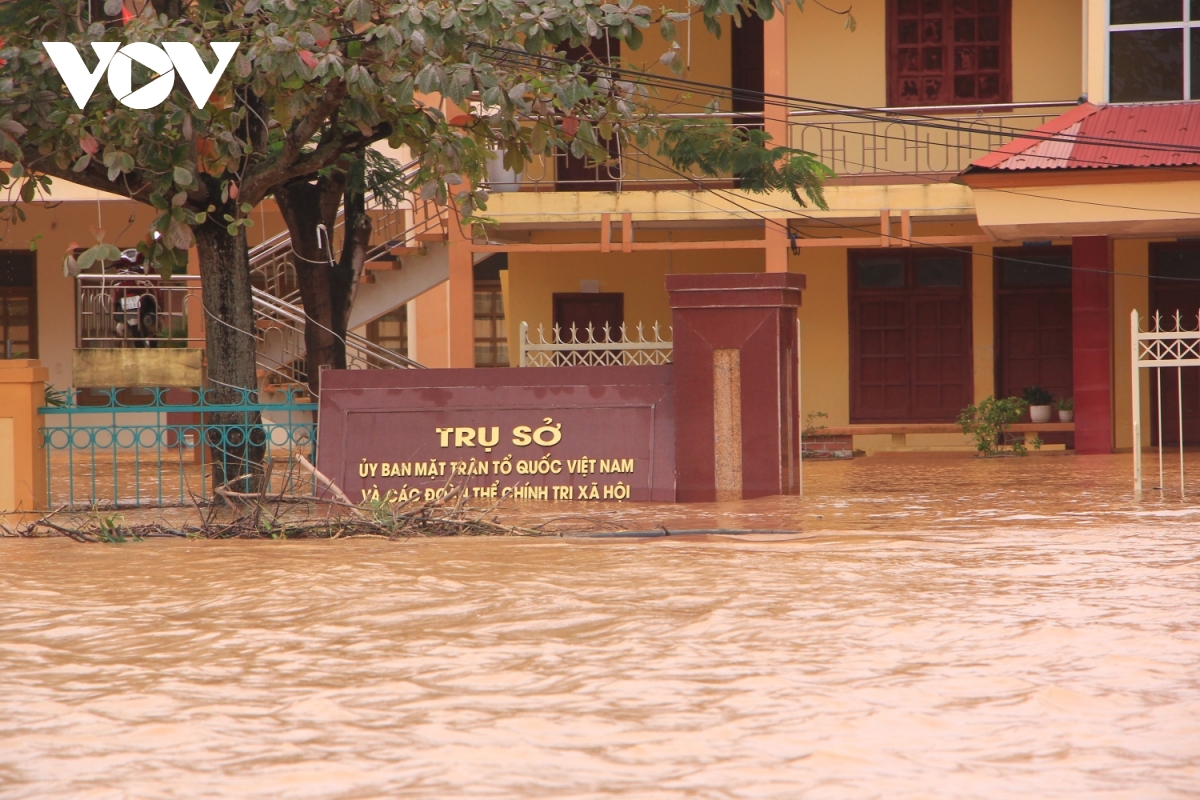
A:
<box><xmin>1012</xmin><ymin>0</ymin><xmax>1084</xmax><ymax>102</ymax></box>
<box><xmin>791</xmin><ymin>246</ymin><xmax>850</xmax><ymax>428</ymax></box>
<box><xmin>789</xmin><ymin>0</ymin><xmax>886</xmax><ymax>108</ymax></box>
<box><xmin>787</xmin><ymin>0</ymin><xmax>1082</xmax><ymax>107</ymax></box>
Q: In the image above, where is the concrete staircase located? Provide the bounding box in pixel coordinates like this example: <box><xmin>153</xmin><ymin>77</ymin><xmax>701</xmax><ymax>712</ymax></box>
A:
<box><xmin>248</xmin><ymin>165</ymin><xmax>453</xmax><ymax>395</ymax></box>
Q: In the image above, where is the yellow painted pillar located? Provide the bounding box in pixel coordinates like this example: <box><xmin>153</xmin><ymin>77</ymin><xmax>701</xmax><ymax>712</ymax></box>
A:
<box><xmin>0</xmin><ymin>359</ymin><xmax>49</xmax><ymax>514</ymax></box>
<box><xmin>409</xmin><ymin>284</ymin><xmax>451</xmax><ymax>368</ymax></box>
<box><xmin>446</xmin><ymin>209</ymin><xmax>476</xmax><ymax>367</ymax></box>
<box><xmin>764</xmin><ymin>6</ymin><xmax>790</xmax><ymax>273</ymax></box>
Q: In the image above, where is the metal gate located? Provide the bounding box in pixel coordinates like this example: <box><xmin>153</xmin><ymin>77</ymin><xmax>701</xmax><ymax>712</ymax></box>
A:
<box><xmin>1131</xmin><ymin>309</ymin><xmax>1200</xmax><ymax>497</ymax></box>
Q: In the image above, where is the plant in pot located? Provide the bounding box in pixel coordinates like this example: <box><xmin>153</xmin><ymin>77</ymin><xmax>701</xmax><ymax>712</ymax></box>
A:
<box><xmin>1054</xmin><ymin>396</ymin><xmax>1074</xmax><ymax>423</ymax></box>
<box><xmin>1023</xmin><ymin>385</ymin><xmax>1054</xmax><ymax>424</ymax></box>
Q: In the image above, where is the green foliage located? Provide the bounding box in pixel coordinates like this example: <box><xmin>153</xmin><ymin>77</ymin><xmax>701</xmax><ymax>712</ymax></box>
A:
<box><xmin>803</xmin><ymin>410</ymin><xmax>829</xmax><ymax>438</ymax></box>
<box><xmin>92</xmin><ymin>514</ymin><xmax>141</xmax><ymax>543</ymax></box>
<box><xmin>1</xmin><ymin>0</ymin><xmax>843</xmax><ymax>240</ymax></box>
<box><xmin>1022</xmin><ymin>385</ymin><xmax>1052</xmax><ymax>406</ymax></box>
<box><xmin>657</xmin><ymin>118</ymin><xmax>833</xmax><ymax>208</ymax></box>
<box><xmin>1054</xmin><ymin>396</ymin><xmax>1074</xmax><ymax>411</ymax></box>
<box><xmin>43</xmin><ymin>384</ymin><xmax>67</xmax><ymax>408</ymax></box>
<box><xmin>957</xmin><ymin>395</ymin><xmax>1029</xmax><ymax>457</ymax></box>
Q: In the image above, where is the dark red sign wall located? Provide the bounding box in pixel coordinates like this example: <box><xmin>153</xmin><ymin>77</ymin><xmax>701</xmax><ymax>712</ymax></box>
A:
<box><xmin>318</xmin><ymin>366</ymin><xmax>675</xmax><ymax>503</ymax></box>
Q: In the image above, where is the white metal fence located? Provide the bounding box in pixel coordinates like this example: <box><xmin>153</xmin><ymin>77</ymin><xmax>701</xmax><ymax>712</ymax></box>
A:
<box><xmin>1131</xmin><ymin>309</ymin><xmax>1200</xmax><ymax>497</ymax></box>
<box><xmin>518</xmin><ymin>321</ymin><xmax>672</xmax><ymax>367</ymax></box>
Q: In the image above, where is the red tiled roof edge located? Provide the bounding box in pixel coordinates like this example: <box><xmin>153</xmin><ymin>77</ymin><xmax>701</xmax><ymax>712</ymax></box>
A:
<box><xmin>968</xmin><ymin>102</ymin><xmax>1100</xmax><ymax>170</ymax></box>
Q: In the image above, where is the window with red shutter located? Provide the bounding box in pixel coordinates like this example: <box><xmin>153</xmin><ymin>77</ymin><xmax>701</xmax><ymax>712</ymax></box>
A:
<box><xmin>888</xmin><ymin>0</ymin><xmax>1011</xmax><ymax>107</ymax></box>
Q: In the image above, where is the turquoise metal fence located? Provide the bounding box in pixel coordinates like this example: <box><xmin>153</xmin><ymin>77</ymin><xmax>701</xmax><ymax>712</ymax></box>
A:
<box><xmin>39</xmin><ymin>387</ymin><xmax>316</xmax><ymax>509</ymax></box>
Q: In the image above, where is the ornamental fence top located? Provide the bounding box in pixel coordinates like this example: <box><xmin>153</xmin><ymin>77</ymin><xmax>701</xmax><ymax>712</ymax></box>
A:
<box><xmin>521</xmin><ymin>321</ymin><xmax>672</xmax><ymax>348</ymax></box>
<box><xmin>39</xmin><ymin>385</ymin><xmax>311</xmax><ymax>415</ymax></box>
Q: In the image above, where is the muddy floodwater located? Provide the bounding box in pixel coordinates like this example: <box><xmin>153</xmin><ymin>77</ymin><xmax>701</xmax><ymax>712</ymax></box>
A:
<box><xmin>3</xmin><ymin>454</ymin><xmax>1200</xmax><ymax>798</ymax></box>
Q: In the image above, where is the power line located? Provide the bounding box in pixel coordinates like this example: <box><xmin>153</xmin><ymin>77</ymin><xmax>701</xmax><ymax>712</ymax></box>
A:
<box><xmin>478</xmin><ymin>43</ymin><xmax>1200</xmax><ymax>160</ymax></box>
<box><xmin>492</xmin><ymin>48</ymin><xmax>1200</xmax><ymax>217</ymax></box>
<box><xmin>620</xmin><ymin>143</ymin><xmax>1200</xmax><ymax>284</ymax></box>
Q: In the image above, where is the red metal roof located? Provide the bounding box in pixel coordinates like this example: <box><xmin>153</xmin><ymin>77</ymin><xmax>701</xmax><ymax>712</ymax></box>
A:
<box><xmin>970</xmin><ymin>102</ymin><xmax>1200</xmax><ymax>171</ymax></box>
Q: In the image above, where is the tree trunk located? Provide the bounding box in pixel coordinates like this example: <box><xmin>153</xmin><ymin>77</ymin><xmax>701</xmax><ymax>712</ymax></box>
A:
<box><xmin>276</xmin><ymin>174</ymin><xmax>346</xmax><ymax>397</ymax></box>
<box><xmin>193</xmin><ymin>217</ymin><xmax>265</xmax><ymax>492</ymax></box>
<box><xmin>276</xmin><ymin>172</ymin><xmax>371</xmax><ymax>397</ymax></box>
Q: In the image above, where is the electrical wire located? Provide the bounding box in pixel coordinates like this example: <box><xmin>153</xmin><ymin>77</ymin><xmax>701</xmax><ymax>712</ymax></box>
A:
<box><xmin>623</xmin><ymin>141</ymin><xmax>1200</xmax><ymax>283</ymax></box>
<box><xmin>488</xmin><ymin>49</ymin><xmax>1200</xmax><ymax>179</ymax></box>
<box><xmin>476</xmin><ymin>42</ymin><xmax>1200</xmax><ymax>158</ymax></box>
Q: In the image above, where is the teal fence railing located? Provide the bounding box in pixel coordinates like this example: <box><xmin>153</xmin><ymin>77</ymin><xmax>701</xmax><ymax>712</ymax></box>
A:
<box><xmin>39</xmin><ymin>387</ymin><xmax>316</xmax><ymax>510</ymax></box>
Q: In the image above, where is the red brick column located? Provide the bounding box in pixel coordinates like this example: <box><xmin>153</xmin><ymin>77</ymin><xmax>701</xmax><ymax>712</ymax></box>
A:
<box><xmin>1072</xmin><ymin>236</ymin><xmax>1113</xmax><ymax>454</ymax></box>
<box><xmin>666</xmin><ymin>273</ymin><xmax>805</xmax><ymax>502</ymax></box>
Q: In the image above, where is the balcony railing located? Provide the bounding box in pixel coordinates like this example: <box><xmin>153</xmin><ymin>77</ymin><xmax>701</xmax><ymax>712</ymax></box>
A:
<box><xmin>483</xmin><ymin>102</ymin><xmax>1077</xmax><ymax>191</ymax></box>
<box><xmin>787</xmin><ymin>101</ymin><xmax>1077</xmax><ymax>180</ymax></box>
<box><xmin>76</xmin><ymin>273</ymin><xmax>200</xmax><ymax>349</ymax></box>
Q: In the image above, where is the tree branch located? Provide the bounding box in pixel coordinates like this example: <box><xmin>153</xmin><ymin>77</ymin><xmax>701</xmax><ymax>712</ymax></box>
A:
<box><xmin>15</xmin><ymin>144</ymin><xmax>153</xmax><ymax>204</ymax></box>
<box><xmin>241</xmin><ymin>122</ymin><xmax>392</xmax><ymax>206</ymax></box>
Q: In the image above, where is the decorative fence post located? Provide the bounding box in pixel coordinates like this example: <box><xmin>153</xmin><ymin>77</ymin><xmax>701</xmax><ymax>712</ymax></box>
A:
<box><xmin>0</xmin><ymin>359</ymin><xmax>49</xmax><ymax>514</ymax></box>
<box><xmin>1129</xmin><ymin>308</ymin><xmax>1200</xmax><ymax>499</ymax></box>
<box><xmin>666</xmin><ymin>273</ymin><xmax>805</xmax><ymax>502</ymax></box>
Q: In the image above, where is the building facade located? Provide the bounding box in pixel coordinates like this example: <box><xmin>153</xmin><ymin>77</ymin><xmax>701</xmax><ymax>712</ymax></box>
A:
<box><xmin>6</xmin><ymin>0</ymin><xmax>1200</xmax><ymax>456</ymax></box>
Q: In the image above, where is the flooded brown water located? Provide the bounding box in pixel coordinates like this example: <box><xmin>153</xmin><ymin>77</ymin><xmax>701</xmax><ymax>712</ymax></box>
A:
<box><xmin>3</xmin><ymin>454</ymin><xmax>1200</xmax><ymax>798</ymax></box>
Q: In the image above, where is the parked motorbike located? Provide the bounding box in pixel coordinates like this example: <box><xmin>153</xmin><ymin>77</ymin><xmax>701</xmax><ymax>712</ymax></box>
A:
<box><xmin>108</xmin><ymin>250</ymin><xmax>161</xmax><ymax>348</ymax></box>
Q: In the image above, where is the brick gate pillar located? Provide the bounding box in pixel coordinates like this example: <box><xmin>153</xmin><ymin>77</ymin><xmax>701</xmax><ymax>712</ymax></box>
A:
<box><xmin>667</xmin><ymin>273</ymin><xmax>805</xmax><ymax>502</ymax></box>
<box><xmin>0</xmin><ymin>359</ymin><xmax>49</xmax><ymax>514</ymax></box>
<box><xmin>1072</xmin><ymin>235</ymin><xmax>1113</xmax><ymax>455</ymax></box>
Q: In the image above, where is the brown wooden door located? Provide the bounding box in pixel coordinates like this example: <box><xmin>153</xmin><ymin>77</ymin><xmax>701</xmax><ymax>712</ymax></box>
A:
<box><xmin>994</xmin><ymin>247</ymin><xmax>1073</xmax><ymax>401</ymax></box>
<box><xmin>1150</xmin><ymin>243</ymin><xmax>1200</xmax><ymax>445</ymax></box>
<box><xmin>850</xmin><ymin>251</ymin><xmax>971</xmax><ymax>422</ymax></box>
<box><xmin>553</xmin><ymin>293</ymin><xmax>623</xmax><ymax>342</ymax></box>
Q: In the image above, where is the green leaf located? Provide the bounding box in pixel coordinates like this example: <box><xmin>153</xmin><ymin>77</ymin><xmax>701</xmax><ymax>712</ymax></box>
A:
<box><xmin>530</xmin><ymin>123</ymin><xmax>548</xmax><ymax>153</ymax></box>
<box><xmin>71</xmin><ymin>155</ymin><xmax>91</xmax><ymax>172</ymax></box>
<box><xmin>77</xmin><ymin>248</ymin><xmax>98</xmax><ymax>273</ymax></box>
<box><xmin>347</xmin><ymin>40</ymin><xmax>363</xmax><ymax>59</ymax></box>
<box><xmin>173</xmin><ymin>167</ymin><xmax>193</xmax><ymax>187</ymax></box>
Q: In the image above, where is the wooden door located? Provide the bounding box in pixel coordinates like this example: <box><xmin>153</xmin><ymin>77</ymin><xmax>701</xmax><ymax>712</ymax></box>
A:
<box><xmin>994</xmin><ymin>247</ymin><xmax>1073</xmax><ymax>401</ymax></box>
<box><xmin>553</xmin><ymin>293</ymin><xmax>623</xmax><ymax>342</ymax></box>
<box><xmin>1150</xmin><ymin>243</ymin><xmax>1200</xmax><ymax>445</ymax></box>
<box><xmin>850</xmin><ymin>251</ymin><xmax>972</xmax><ymax>422</ymax></box>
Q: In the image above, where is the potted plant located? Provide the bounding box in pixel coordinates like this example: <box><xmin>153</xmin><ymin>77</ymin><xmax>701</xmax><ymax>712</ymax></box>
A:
<box><xmin>1023</xmin><ymin>385</ymin><xmax>1053</xmax><ymax>424</ymax></box>
<box><xmin>1054</xmin><ymin>396</ymin><xmax>1074</xmax><ymax>423</ymax></box>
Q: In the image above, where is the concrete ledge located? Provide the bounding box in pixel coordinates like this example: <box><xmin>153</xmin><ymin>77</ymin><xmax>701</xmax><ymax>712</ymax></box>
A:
<box><xmin>72</xmin><ymin>348</ymin><xmax>203</xmax><ymax>388</ymax></box>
